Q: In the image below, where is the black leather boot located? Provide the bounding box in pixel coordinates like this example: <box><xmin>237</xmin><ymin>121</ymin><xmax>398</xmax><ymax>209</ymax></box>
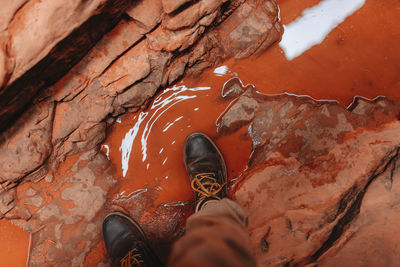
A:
<box><xmin>183</xmin><ymin>132</ymin><xmax>228</xmax><ymax>211</ymax></box>
<box><xmin>102</xmin><ymin>211</ymin><xmax>163</xmax><ymax>267</ymax></box>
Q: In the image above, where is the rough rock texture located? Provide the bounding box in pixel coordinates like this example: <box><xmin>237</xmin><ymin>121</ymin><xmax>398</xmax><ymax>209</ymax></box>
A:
<box><xmin>0</xmin><ymin>0</ymin><xmax>282</xmax><ymax>217</ymax></box>
<box><xmin>15</xmin><ymin>77</ymin><xmax>398</xmax><ymax>266</ymax></box>
<box><xmin>7</xmin><ymin>149</ymin><xmax>192</xmax><ymax>265</ymax></box>
<box><xmin>0</xmin><ymin>0</ymin><xmax>132</xmax><ymax>132</ymax></box>
<box><xmin>13</xmin><ymin>150</ymin><xmax>115</xmax><ymax>266</ymax></box>
<box><xmin>217</xmin><ymin>79</ymin><xmax>400</xmax><ymax>266</ymax></box>
<box><xmin>0</xmin><ymin>0</ymin><xmax>282</xmax><ymax>265</ymax></box>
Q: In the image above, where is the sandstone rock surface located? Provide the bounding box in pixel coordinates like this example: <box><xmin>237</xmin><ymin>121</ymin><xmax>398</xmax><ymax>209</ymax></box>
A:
<box><xmin>9</xmin><ymin>77</ymin><xmax>400</xmax><ymax>266</ymax></box>
<box><xmin>0</xmin><ymin>0</ymin><xmax>282</xmax><ymax>265</ymax></box>
<box><xmin>217</xmin><ymin>79</ymin><xmax>400</xmax><ymax>266</ymax></box>
<box><xmin>0</xmin><ymin>0</ymin><xmax>132</xmax><ymax>132</ymax></box>
<box><xmin>0</xmin><ymin>0</ymin><xmax>282</xmax><ymax>214</ymax></box>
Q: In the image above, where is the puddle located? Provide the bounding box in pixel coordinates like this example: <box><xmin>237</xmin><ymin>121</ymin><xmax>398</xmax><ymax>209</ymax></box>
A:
<box><xmin>0</xmin><ymin>220</ymin><xmax>30</xmax><ymax>267</ymax></box>
<box><xmin>280</xmin><ymin>0</ymin><xmax>366</xmax><ymax>60</ymax></box>
<box><xmin>104</xmin><ymin>68</ymin><xmax>252</xmax><ymax>206</ymax></box>
<box><xmin>104</xmin><ymin>0</ymin><xmax>400</xmax><ymax>210</ymax></box>
<box><xmin>2</xmin><ymin>0</ymin><xmax>400</xmax><ymax>265</ymax></box>
<box><xmin>229</xmin><ymin>0</ymin><xmax>400</xmax><ymax>106</ymax></box>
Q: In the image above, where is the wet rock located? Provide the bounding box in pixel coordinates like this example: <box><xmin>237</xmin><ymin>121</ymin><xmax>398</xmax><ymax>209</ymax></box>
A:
<box><xmin>217</xmin><ymin>0</ymin><xmax>282</xmax><ymax>58</ymax></box>
<box><xmin>112</xmin><ymin>188</ymin><xmax>192</xmax><ymax>262</ymax></box>
<box><xmin>162</xmin><ymin>0</ymin><xmax>192</xmax><ymax>14</ymax></box>
<box><xmin>0</xmin><ymin>0</ymin><xmax>132</xmax><ymax>132</ymax></box>
<box><xmin>17</xmin><ymin>150</ymin><xmax>116</xmax><ymax>266</ymax></box>
<box><xmin>221</xmin><ymin>77</ymin><xmax>247</xmax><ymax>99</ymax></box>
<box><xmin>24</xmin><ymin>195</ymin><xmax>43</xmax><ymax>208</ymax></box>
<box><xmin>0</xmin><ymin>101</ymin><xmax>54</xmax><ymax>182</ymax></box>
<box><xmin>0</xmin><ymin>0</ymin><xmax>282</xmax><ymax>264</ymax></box>
<box><xmin>316</xmin><ymin>155</ymin><xmax>400</xmax><ymax>266</ymax></box>
<box><xmin>126</xmin><ymin>0</ymin><xmax>163</xmax><ymax>32</ymax></box>
<box><xmin>217</xmin><ymin>86</ymin><xmax>400</xmax><ymax>265</ymax></box>
<box><xmin>164</xmin><ymin>0</ymin><xmax>228</xmax><ymax>31</ymax></box>
<box><xmin>218</xmin><ymin>95</ymin><xmax>259</xmax><ymax>134</ymax></box>
<box><xmin>219</xmin><ymin>87</ymin><xmax>400</xmax><ymax>167</ymax></box>
<box><xmin>348</xmin><ymin>96</ymin><xmax>400</xmax><ymax>127</ymax></box>
<box><xmin>99</xmin><ymin>41</ymin><xmax>152</xmax><ymax>95</ymax></box>
<box><xmin>0</xmin><ymin>0</ymin><xmax>282</xmax><ymax>188</ymax></box>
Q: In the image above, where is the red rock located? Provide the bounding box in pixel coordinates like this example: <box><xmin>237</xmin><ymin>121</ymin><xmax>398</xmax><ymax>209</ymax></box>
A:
<box><xmin>0</xmin><ymin>101</ymin><xmax>54</xmax><ymax>182</ymax></box>
<box><xmin>0</xmin><ymin>0</ymin><xmax>131</xmax><ymax>133</ymax></box>
<box><xmin>99</xmin><ymin>41</ymin><xmax>152</xmax><ymax>95</ymax></box>
<box><xmin>51</xmin><ymin>19</ymin><xmax>145</xmax><ymax>102</ymax></box>
<box><xmin>162</xmin><ymin>0</ymin><xmax>191</xmax><ymax>14</ymax></box>
<box><xmin>0</xmin><ymin>0</ymin><xmax>281</xmax><ymax>188</ymax></box>
<box><xmin>126</xmin><ymin>0</ymin><xmax>163</xmax><ymax>32</ymax></box>
<box><xmin>317</xmin><ymin>156</ymin><xmax>400</xmax><ymax>266</ymax></box>
<box><xmin>147</xmin><ymin>25</ymin><xmax>205</xmax><ymax>52</ymax></box>
<box><xmin>163</xmin><ymin>0</ymin><xmax>227</xmax><ymax>31</ymax></box>
<box><xmin>216</xmin><ymin>83</ymin><xmax>400</xmax><ymax>265</ymax></box>
<box><xmin>218</xmin><ymin>1</ymin><xmax>282</xmax><ymax>58</ymax></box>
<box><xmin>0</xmin><ymin>184</ymin><xmax>17</xmax><ymax>219</ymax></box>
<box><xmin>23</xmin><ymin>150</ymin><xmax>115</xmax><ymax>266</ymax></box>
<box><xmin>0</xmin><ymin>0</ymin><xmax>283</xmax><ymax>264</ymax></box>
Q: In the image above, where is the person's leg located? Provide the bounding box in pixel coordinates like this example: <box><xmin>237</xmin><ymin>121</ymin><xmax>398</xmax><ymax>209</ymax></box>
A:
<box><xmin>168</xmin><ymin>132</ymin><xmax>255</xmax><ymax>267</ymax></box>
<box><xmin>102</xmin><ymin>132</ymin><xmax>255</xmax><ymax>267</ymax></box>
<box><xmin>168</xmin><ymin>198</ymin><xmax>255</xmax><ymax>267</ymax></box>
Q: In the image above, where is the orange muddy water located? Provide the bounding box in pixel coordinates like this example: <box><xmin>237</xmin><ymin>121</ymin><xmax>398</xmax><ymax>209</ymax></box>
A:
<box><xmin>2</xmin><ymin>0</ymin><xmax>400</xmax><ymax>265</ymax></box>
<box><xmin>0</xmin><ymin>220</ymin><xmax>30</xmax><ymax>267</ymax></box>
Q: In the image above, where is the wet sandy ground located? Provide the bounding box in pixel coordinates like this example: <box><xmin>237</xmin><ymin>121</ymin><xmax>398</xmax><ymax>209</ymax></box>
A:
<box><xmin>1</xmin><ymin>0</ymin><xmax>400</xmax><ymax>265</ymax></box>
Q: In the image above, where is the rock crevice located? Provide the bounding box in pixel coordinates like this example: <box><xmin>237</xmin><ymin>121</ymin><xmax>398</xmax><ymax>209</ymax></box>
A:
<box><xmin>218</xmin><ymin>79</ymin><xmax>400</xmax><ymax>266</ymax></box>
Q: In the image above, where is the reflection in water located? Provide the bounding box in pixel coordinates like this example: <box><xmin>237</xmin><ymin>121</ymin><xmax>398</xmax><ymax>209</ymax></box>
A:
<box><xmin>102</xmin><ymin>144</ymin><xmax>110</xmax><ymax>160</ymax></box>
<box><xmin>120</xmin><ymin>112</ymin><xmax>147</xmax><ymax>177</ymax></box>
<box><xmin>280</xmin><ymin>0</ymin><xmax>366</xmax><ymax>60</ymax></box>
<box><xmin>119</xmin><ymin>85</ymin><xmax>211</xmax><ymax>177</ymax></box>
<box><xmin>163</xmin><ymin>116</ymin><xmax>184</xmax><ymax>132</ymax></box>
<box><xmin>213</xmin><ymin>65</ymin><xmax>229</xmax><ymax>76</ymax></box>
<box><xmin>114</xmin><ymin>188</ymin><xmax>148</xmax><ymax>201</ymax></box>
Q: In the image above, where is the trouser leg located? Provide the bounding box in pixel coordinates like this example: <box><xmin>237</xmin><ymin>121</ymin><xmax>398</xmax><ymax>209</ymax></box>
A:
<box><xmin>168</xmin><ymin>198</ymin><xmax>256</xmax><ymax>267</ymax></box>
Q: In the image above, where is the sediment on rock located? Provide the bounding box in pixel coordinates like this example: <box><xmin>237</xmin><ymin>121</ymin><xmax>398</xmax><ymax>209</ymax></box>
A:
<box><xmin>0</xmin><ymin>0</ymin><xmax>282</xmax><ymax>265</ymax></box>
<box><xmin>309</xmin><ymin>147</ymin><xmax>399</xmax><ymax>263</ymax></box>
<box><xmin>0</xmin><ymin>0</ymin><xmax>282</xmax><ymax>217</ymax></box>
<box><xmin>0</xmin><ymin>0</ymin><xmax>133</xmax><ymax>133</ymax></box>
<box><xmin>217</xmin><ymin>79</ymin><xmax>400</xmax><ymax>265</ymax></box>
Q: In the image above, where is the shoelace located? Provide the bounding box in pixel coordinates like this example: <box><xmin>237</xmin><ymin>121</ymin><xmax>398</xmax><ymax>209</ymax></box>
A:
<box><xmin>191</xmin><ymin>172</ymin><xmax>226</xmax><ymax>200</ymax></box>
<box><xmin>120</xmin><ymin>248</ymin><xmax>143</xmax><ymax>267</ymax></box>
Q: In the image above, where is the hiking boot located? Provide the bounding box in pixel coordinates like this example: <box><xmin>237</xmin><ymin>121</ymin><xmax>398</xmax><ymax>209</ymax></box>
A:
<box><xmin>102</xmin><ymin>211</ymin><xmax>163</xmax><ymax>267</ymax></box>
<box><xmin>183</xmin><ymin>132</ymin><xmax>228</xmax><ymax>211</ymax></box>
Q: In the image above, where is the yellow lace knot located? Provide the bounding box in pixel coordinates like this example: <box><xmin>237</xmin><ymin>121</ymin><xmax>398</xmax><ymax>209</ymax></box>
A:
<box><xmin>191</xmin><ymin>172</ymin><xmax>226</xmax><ymax>200</ymax></box>
<box><xmin>120</xmin><ymin>247</ymin><xmax>143</xmax><ymax>267</ymax></box>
